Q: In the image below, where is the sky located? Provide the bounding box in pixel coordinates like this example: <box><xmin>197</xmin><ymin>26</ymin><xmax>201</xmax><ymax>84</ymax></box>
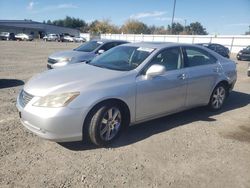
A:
<box><xmin>0</xmin><ymin>0</ymin><xmax>250</xmax><ymax>35</ymax></box>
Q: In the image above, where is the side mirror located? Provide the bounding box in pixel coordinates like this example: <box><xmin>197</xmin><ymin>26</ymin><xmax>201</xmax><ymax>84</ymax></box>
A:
<box><xmin>97</xmin><ymin>49</ymin><xmax>105</xmax><ymax>55</ymax></box>
<box><xmin>145</xmin><ymin>64</ymin><xmax>165</xmax><ymax>79</ymax></box>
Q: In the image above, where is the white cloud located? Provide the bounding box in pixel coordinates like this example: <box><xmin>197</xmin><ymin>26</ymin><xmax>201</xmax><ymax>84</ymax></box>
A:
<box><xmin>130</xmin><ymin>11</ymin><xmax>167</xmax><ymax>19</ymax></box>
<box><xmin>57</xmin><ymin>4</ymin><xmax>78</xmax><ymax>9</ymax></box>
<box><xmin>30</xmin><ymin>3</ymin><xmax>78</xmax><ymax>13</ymax></box>
<box><xmin>156</xmin><ymin>17</ymin><xmax>184</xmax><ymax>22</ymax></box>
<box><xmin>27</xmin><ymin>1</ymin><xmax>34</xmax><ymax>10</ymax></box>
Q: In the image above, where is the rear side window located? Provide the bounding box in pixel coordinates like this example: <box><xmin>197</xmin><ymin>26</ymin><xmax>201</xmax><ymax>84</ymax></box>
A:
<box><xmin>184</xmin><ymin>47</ymin><xmax>217</xmax><ymax>67</ymax></box>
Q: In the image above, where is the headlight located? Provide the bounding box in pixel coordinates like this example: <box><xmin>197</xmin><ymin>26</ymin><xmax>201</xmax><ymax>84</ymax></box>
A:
<box><xmin>59</xmin><ymin>57</ymin><xmax>72</xmax><ymax>63</ymax></box>
<box><xmin>33</xmin><ymin>92</ymin><xmax>80</xmax><ymax>108</ymax></box>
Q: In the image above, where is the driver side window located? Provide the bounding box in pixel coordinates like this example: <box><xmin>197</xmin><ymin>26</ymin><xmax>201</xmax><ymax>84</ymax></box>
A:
<box><xmin>150</xmin><ymin>47</ymin><xmax>182</xmax><ymax>71</ymax></box>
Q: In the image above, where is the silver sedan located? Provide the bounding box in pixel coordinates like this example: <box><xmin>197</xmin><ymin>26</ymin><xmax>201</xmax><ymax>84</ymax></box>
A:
<box><xmin>17</xmin><ymin>42</ymin><xmax>237</xmax><ymax>146</ymax></box>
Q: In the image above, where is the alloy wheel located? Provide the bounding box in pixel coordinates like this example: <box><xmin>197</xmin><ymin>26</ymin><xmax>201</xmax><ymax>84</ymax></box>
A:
<box><xmin>211</xmin><ymin>86</ymin><xmax>226</xmax><ymax>109</ymax></box>
<box><xmin>99</xmin><ymin>107</ymin><xmax>122</xmax><ymax>141</ymax></box>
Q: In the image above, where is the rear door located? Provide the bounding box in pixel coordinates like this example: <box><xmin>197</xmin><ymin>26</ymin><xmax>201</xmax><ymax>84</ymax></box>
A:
<box><xmin>183</xmin><ymin>46</ymin><xmax>221</xmax><ymax>107</ymax></box>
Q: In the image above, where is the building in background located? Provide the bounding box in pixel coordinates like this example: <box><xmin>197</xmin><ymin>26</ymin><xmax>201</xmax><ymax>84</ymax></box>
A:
<box><xmin>0</xmin><ymin>20</ymin><xmax>80</xmax><ymax>39</ymax></box>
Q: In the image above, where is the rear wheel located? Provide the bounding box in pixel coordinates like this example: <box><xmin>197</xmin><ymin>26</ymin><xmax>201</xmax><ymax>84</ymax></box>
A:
<box><xmin>208</xmin><ymin>84</ymin><xmax>227</xmax><ymax>111</ymax></box>
<box><xmin>86</xmin><ymin>103</ymin><xmax>125</xmax><ymax>146</ymax></box>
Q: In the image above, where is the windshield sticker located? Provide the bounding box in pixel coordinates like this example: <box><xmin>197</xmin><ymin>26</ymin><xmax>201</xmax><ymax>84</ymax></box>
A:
<box><xmin>97</xmin><ymin>41</ymin><xmax>104</xmax><ymax>44</ymax></box>
<box><xmin>137</xmin><ymin>47</ymin><xmax>154</xmax><ymax>53</ymax></box>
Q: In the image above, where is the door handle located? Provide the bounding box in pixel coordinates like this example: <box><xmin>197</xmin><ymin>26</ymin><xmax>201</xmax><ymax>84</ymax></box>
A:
<box><xmin>177</xmin><ymin>73</ymin><xmax>186</xmax><ymax>80</ymax></box>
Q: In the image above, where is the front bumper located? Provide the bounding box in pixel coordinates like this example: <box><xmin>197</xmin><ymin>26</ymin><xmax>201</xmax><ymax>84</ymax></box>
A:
<box><xmin>16</xmin><ymin>93</ymin><xmax>88</xmax><ymax>142</ymax></box>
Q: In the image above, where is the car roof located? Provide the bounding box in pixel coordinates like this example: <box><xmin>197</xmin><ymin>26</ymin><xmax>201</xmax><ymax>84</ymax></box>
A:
<box><xmin>122</xmin><ymin>42</ymin><xmax>201</xmax><ymax>49</ymax></box>
<box><xmin>91</xmin><ymin>39</ymin><xmax>128</xmax><ymax>43</ymax></box>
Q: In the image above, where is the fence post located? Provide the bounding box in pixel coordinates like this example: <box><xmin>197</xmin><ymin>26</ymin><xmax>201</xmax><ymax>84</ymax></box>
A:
<box><xmin>230</xmin><ymin>37</ymin><xmax>235</xmax><ymax>54</ymax></box>
<box><xmin>192</xmin><ymin>36</ymin><xmax>195</xmax><ymax>44</ymax></box>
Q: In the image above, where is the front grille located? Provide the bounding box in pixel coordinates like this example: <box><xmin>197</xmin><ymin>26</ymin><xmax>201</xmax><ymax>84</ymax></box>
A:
<box><xmin>19</xmin><ymin>90</ymin><xmax>34</xmax><ymax>107</ymax></box>
<box><xmin>48</xmin><ymin>58</ymin><xmax>58</xmax><ymax>64</ymax></box>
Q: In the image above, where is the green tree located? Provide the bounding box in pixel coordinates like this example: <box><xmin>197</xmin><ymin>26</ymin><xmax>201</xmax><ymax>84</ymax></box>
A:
<box><xmin>186</xmin><ymin>22</ymin><xmax>208</xmax><ymax>35</ymax></box>
<box><xmin>121</xmin><ymin>20</ymin><xmax>150</xmax><ymax>34</ymax></box>
<box><xmin>89</xmin><ymin>19</ymin><xmax>119</xmax><ymax>34</ymax></box>
<box><xmin>148</xmin><ymin>25</ymin><xmax>168</xmax><ymax>34</ymax></box>
<box><xmin>49</xmin><ymin>16</ymin><xmax>88</xmax><ymax>32</ymax></box>
<box><xmin>167</xmin><ymin>22</ymin><xmax>184</xmax><ymax>34</ymax></box>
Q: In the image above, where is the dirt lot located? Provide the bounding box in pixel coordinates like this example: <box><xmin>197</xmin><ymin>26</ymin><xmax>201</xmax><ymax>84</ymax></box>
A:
<box><xmin>0</xmin><ymin>41</ymin><xmax>250</xmax><ymax>188</ymax></box>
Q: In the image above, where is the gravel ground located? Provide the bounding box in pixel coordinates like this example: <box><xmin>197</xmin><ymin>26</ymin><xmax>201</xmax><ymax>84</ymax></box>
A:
<box><xmin>0</xmin><ymin>41</ymin><xmax>250</xmax><ymax>188</ymax></box>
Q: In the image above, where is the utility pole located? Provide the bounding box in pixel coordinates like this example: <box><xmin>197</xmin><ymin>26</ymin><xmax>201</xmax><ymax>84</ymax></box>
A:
<box><xmin>171</xmin><ymin>0</ymin><xmax>177</xmax><ymax>34</ymax></box>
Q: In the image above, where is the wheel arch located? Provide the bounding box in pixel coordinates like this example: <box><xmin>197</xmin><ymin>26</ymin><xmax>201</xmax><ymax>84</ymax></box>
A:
<box><xmin>82</xmin><ymin>98</ymin><xmax>131</xmax><ymax>140</ymax></box>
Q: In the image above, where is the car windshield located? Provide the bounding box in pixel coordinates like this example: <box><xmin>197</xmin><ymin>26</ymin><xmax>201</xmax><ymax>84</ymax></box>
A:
<box><xmin>74</xmin><ymin>41</ymin><xmax>102</xmax><ymax>52</ymax></box>
<box><xmin>89</xmin><ymin>46</ymin><xmax>154</xmax><ymax>71</ymax></box>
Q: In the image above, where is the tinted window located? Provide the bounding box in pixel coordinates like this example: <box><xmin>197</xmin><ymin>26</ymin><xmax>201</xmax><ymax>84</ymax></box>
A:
<box><xmin>185</xmin><ymin>47</ymin><xmax>217</xmax><ymax>67</ymax></box>
<box><xmin>90</xmin><ymin>46</ymin><xmax>154</xmax><ymax>71</ymax></box>
<box><xmin>74</xmin><ymin>41</ymin><xmax>102</xmax><ymax>52</ymax></box>
<box><xmin>149</xmin><ymin>47</ymin><xmax>182</xmax><ymax>71</ymax></box>
<box><xmin>99</xmin><ymin>42</ymin><xmax>116</xmax><ymax>51</ymax></box>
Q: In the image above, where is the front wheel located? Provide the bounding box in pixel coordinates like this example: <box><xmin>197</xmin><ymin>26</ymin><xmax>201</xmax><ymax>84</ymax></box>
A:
<box><xmin>86</xmin><ymin>103</ymin><xmax>125</xmax><ymax>146</ymax></box>
<box><xmin>208</xmin><ymin>84</ymin><xmax>227</xmax><ymax>111</ymax></box>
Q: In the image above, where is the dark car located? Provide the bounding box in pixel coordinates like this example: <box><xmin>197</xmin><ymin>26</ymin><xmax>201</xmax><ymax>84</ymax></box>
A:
<box><xmin>237</xmin><ymin>46</ymin><xmax>250</xmax><ymax>61</ymax></box>
<box><xmin>0</xmin><ymin>32</ymin><xmax>15</xmax><ymax>40</ymax></box>
<box><xmin>197</xmin><ymin>43</ymin><xmax>230</xmax><ymax>58</ymax></box>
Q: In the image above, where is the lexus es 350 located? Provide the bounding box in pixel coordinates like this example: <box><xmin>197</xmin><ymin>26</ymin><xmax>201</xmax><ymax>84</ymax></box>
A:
<box><xmin>17</xmin><ymin>43</ymin><xmax>237</xmax><ymax>146</ymax></box>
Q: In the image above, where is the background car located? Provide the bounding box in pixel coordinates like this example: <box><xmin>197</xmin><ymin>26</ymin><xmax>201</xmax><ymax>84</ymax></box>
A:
<box><xmin>15</xmin><ymin>33</ymin><xmax>33</xmax><ymax>41</ymax></box>
<box><xmin>47</xmin><ymin>39</ymin><xmax>128</xmax><ymax>69</ymax></box>
<box><xmin>43</xmin><ymin>34</ymin><xmax>59</xmax><ymax>42</ymax></box>
<box><xmin>17</xmin><ymin>42</ymin><xmax>237</xmax><ymax>146</ymax></box>
<box><xmin>196</xmin><ymin>43</ymin><xmax>230</xmax><ymax>58</ymax></box>
<box><xmin>59</xmin><ymin>34</ymin><xmax>74</xmax><ymax>42</ymax></box>
<box><xmin>73</xmin><ymin>36</ymin><xmax>86</xmax><ymax>43</ymax></box>
<box><xmin>0</xmin><ymin>32</ymin><xmax>15</xmax><ymax>40</ymax></box>
<box><xmin>237</xmin><ymin>46</ymin><xmax>250</xmax><ymax>61</ymax></box>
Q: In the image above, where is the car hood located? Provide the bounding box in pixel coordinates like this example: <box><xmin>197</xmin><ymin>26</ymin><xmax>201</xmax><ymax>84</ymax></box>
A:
<box><xmin>49</xmin><ymin>50</ymin><xmax>95</xmax><ymax>62</ymax></box>
<box><xmin>24</xmin><ymin>64</ymin><xmax>129</xmax><ymax>96</ymax></box>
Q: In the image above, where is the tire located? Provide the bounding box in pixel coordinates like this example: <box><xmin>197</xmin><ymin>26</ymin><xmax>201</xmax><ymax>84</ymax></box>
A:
<box><xmin>207</xmin><ymin>83</ymin><xmax>228</xmax><ymax>111</ymax></box>
<box><xmin>85</xmin><ymin>102</ymin><xmax>126</xmax><ymax>146</ymax></box>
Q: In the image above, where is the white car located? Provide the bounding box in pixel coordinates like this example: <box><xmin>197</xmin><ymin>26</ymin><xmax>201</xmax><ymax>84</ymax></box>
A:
<box><xmin>43</xmin><ymin>34</ymin><xmax>59</xmax><ymax>42</ymax></box>
<box><xmin>62</xmin><ymin>36</ymin><xmax>74</xmax><ymax>42</ymax></box>
<box><xmin>74</xmin><ymin>37</ymin><xmax>86</xmax><ymax>43</ymax></box>
<box><xmin>15</xmin><ymin>33</ymin><xmax>33</xmax><ymax>41</ymax></box>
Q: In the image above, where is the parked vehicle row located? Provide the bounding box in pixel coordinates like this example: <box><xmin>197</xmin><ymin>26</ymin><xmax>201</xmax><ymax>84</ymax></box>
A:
<box><xmin>17</xmin><ymin>40</ymin><xmax>238</xmax><ymax>146</ymax></box>
<box><xmin>0</xmin><ymin>32</ymin><xmax>16</xmax><ymax>40</ymax></box>
<box><xmin>43</xmin><ymin>33</ymin><xmax>86</xmax><ymax>43</ymax></box>
<box><xmin>0</xmin><ymin>32</ymin><xmax>33</xmax><ymax>41</ymax></box>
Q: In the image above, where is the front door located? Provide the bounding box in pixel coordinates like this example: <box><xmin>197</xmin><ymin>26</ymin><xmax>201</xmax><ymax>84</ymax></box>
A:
<box><xmin>135</xmin><ymin>47</ymin><xmax>187</xmax><ymax>121</ymax></box>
